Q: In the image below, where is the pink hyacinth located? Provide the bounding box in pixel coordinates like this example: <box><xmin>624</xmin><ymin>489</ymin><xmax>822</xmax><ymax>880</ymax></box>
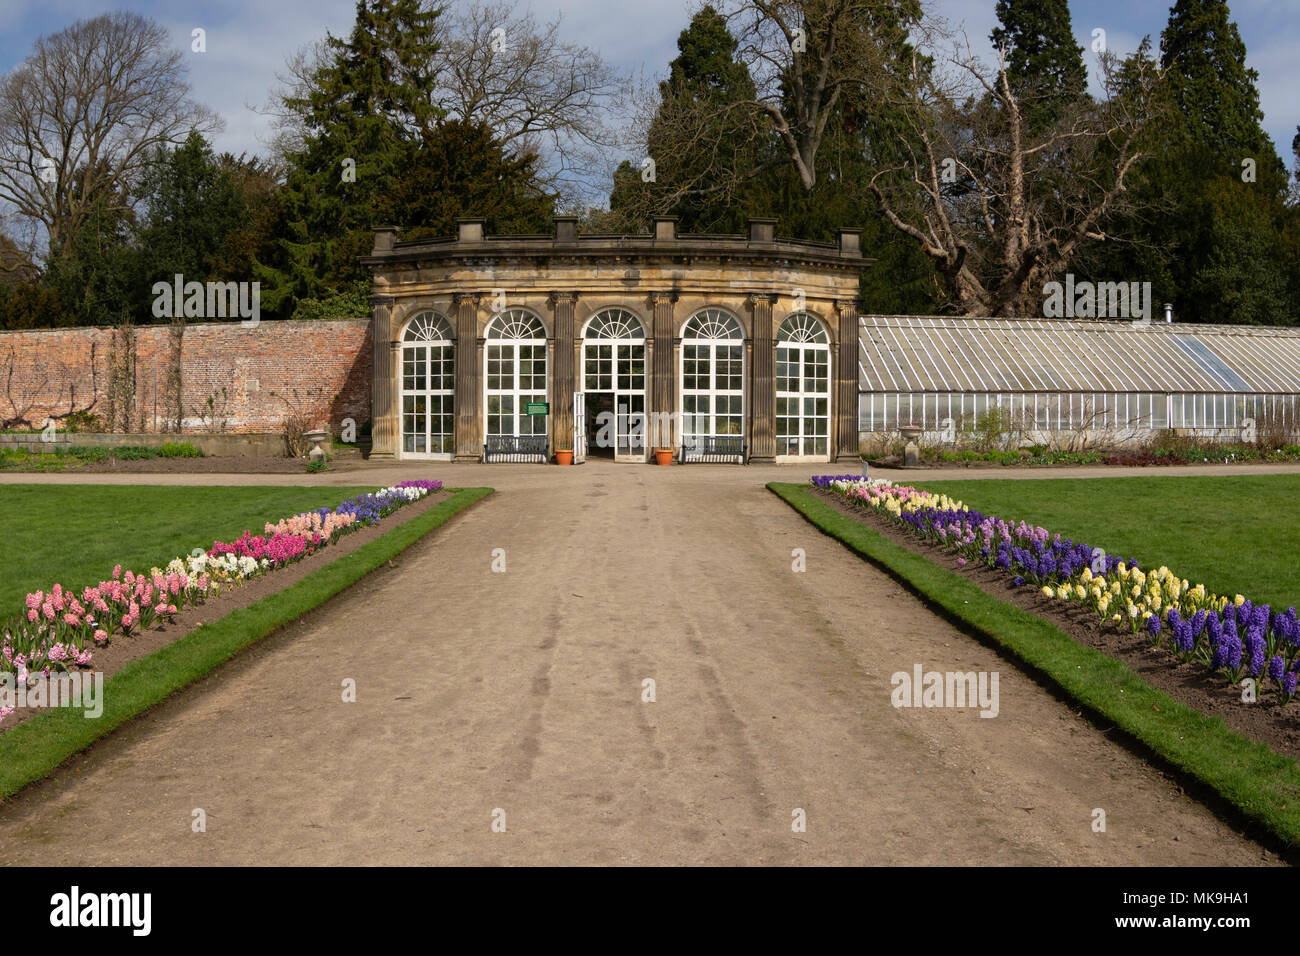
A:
<box><xmin>112</xmin><ymin>564</ymin><xmax>122</xmax><ymax>580</ymax></box>
<box><xmin>75</xmin><ymin>648</ymin><xmax>93</xmax><ymax>666</ymax></box>
<box><xmin>93</xmin><ymin>629</ymin><xmax>108</xmax><ymax>644</ymax></box>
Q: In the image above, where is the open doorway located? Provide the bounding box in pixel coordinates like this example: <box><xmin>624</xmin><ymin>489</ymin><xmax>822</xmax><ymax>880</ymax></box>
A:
<box><xmin>586</xmin><ymin>392</ymin><xmax>616</xmax><ymax>459</ymax></box>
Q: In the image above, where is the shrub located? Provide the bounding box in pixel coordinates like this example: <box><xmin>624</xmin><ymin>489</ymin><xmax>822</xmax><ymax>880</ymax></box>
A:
<box><xmin>156</xmin><ymin>442</ymin><xmax>203</xmax><ymax>458</ymax></box>
<box><xmin>59</xmin><ymin>410</ymin><xmax>105</xmax><ymax>433</ymax></box>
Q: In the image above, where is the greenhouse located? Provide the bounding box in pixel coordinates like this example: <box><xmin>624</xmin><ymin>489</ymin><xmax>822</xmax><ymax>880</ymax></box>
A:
<box><xmin>857</xmin><ymin>315</ymin><xmax>1300</xmax><ymax>443</ymax></box>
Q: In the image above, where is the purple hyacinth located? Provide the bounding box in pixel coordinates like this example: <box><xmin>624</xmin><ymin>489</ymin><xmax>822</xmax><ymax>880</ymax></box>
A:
<box><xmin>1247</xmin><ymin>626</ymin><xmax>1267</xmax><ymax>677</ymax></box>
<box><xmin>1268</xmin><ymin>655</ymin><xmax>1286</xmax><ymax>684</ymax></box>
<box><xmin>1147</xmin><ymin>614</ymin><xmax>1162</xmax><ymax>639</ymax></box>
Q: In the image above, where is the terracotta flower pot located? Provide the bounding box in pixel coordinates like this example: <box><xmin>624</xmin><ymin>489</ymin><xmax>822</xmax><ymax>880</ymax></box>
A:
<box><xmin>654</xmin><ymin>448</ymin><xmax>674</xmax><ymax>466</ymax></box>
<box><xmin>555</xmin><ymin>449</ymin><xmax>573</xmax><ymax>466</ymax></box>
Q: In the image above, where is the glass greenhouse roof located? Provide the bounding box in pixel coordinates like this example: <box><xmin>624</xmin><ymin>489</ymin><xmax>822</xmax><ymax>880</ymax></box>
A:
<box><xmin>858</xmin><ymin>316</ymin><xmax>1300</xmax><ymax>394</ymax></box>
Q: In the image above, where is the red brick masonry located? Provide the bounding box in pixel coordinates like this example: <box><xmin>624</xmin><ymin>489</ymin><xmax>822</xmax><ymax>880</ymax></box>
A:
<box><xmin>0</xmin><ymin>319</ymin><xmax>372</xmax><ymax>434</ymax></box>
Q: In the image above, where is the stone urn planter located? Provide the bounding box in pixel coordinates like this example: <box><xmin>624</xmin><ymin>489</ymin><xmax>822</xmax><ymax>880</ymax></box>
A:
<box><xmin>899</xmin><ymin>424</ymin><xmax>923</xmax><ymax>467</ymax></box>
<box><xmin>303</xmin><ymin>429</ymin><xmax>329</xmax><ymax>462</ymax></box>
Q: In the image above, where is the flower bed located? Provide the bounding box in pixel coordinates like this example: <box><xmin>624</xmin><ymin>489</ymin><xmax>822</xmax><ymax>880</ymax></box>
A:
<box><xmin>1</xmin><ymin>479</ymin><xmax>441</xmax><ymax>723</ymax></box>
<box><xmin>813</xmin><ymin>475</ymin><xmax>1300</xmax><ymax>706</ymax></box>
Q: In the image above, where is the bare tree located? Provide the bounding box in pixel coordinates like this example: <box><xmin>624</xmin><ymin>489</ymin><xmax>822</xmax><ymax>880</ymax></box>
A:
<box><xmin>865</xmin><ymin>24</ymin><xmax>1164</xmax><ymax>315</ymax></box>
<box><xmin>433</xmin><ymin>0</ymin><xmax>626</xmax><ymax>206</ymax></box>
<box><xmin>261</xmin><ymin>1</ymin><xmax>625</xmax><ymax>209</ymax></box>
<box><xmin>0</xmin><ymin>12</ymin><xmax>221</xmax><ymax>257</ymax></box>
<box><xmin>724</xmin><ymin>0</ymin><xmax>915</xmax><ymax>190</ymax></box>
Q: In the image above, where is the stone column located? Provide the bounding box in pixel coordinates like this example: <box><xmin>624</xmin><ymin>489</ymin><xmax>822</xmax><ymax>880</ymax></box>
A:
<box><xmin>650</xmin><ymin>292</ymin><xmax>677</xmax><ymax>448</ymax></box>
<box><xmin>835</xmin><ymin>298</ymin><xmax>860</xmax><ymax>462</ymax></box>
<box><xmin>368</xmin><ymin>294</ymin><xmax>398</xmax><ymax>460</ymax></box>
<box><xmin>453</xmin><ymin>292</ymin><xmax>482</xmax><ymax>461</ymax></box>
<box><xmin>748</xmin><ymin>293</ymin><xmax>776</xmax><ymax>463</ymax></box>
<box><xmin>550</xmin><ymin>291</ymin><xmax>577</xmax><ymax>452</ymax></box>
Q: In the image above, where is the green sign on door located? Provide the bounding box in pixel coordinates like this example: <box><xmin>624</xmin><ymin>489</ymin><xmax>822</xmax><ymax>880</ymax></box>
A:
<box><xmin>526</xmin><ymin>402</ymin><xmax>550</xmax><ymax>416</ymax></box>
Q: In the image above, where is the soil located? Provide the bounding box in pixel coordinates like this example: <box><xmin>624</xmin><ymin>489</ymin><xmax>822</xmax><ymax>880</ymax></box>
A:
<box><xmin>70</xmin><ymin>456</ymin><xmax>367</xmax><ymax>475</ymax></box>
<box><xmin>812</xmin><ymin>487</ymin><xmax>1300</xmax><ymax>764</ymax></box>
<box><xmin>0</xmin><ymin>489</ymin><xmax>449</xmax><ymax>735</ymax></box>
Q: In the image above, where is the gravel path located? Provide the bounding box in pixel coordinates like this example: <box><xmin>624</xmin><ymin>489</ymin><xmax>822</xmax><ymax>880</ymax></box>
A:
<box><xmin>0</xmin><ymin>464</ymin><xmax>1276</xmax><ymax>864</ymax></box>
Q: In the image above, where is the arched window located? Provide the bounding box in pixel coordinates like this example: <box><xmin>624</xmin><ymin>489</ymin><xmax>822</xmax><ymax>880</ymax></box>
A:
<box><xmin>777</xmin><ymin>312</ymin><xmax>830</xmax><ymax>344</ymax></box>
<box><xmin>682</xmin><ymin>309</ymin><xmax>743</xmax><ymax>340</ymax></box>
<box><xmin>680</xmin><ymin>308</ymin><xmax>745</xmax><ymax>445</ymax></box>
<box><xmin>400</xmin><ymin>311</ymin><xmax>454</xmax><ymax>457</ymax></box>
<box><xmin>582</xmin><ymin>308</ymin><xmax>647</xmax><ymax>459</ymax></box>
<box><xmin>583</xmin><ymin>308</ymin><xmax>645</xmax><ymax>341</ymax></box>
<box><xmin>776</xmin><ymin>312</ymin><xmax>830</xmax><ymax>458</ymax></box>
<box><xmin>485</xmin><ymin>308</ymin><xmax>547</xmax><ymax>439</ymax></box>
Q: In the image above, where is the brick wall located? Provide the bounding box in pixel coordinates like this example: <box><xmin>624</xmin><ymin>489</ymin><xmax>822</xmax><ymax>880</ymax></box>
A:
<box><xmin>0</xmin><ymin>319</ymin><xmax>372</xmax><ymax>434</ymax></box>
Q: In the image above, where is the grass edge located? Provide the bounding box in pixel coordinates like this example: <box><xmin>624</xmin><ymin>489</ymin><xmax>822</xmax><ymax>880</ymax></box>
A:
<box><xmin>0</xmin><ymin>486</ymin><xmax>493</xmax><ymax>801</ymax></box>
<box><xmin>769</xmin><ymin>481</ymin><xmax>1300</xmax><ymax>850</ymax></box>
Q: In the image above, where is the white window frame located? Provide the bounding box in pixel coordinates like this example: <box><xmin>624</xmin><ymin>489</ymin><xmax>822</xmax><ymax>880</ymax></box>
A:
<box><xmin>581</xmin><ymin>308</ymin><xmax>648</xmax><ymax>461</ymax></box>
<box><xmin>400</xmin><ymin>311</ymin><xmax>455</xmax><ymax>460</ymax></box>
<box><xmin>484</xmin><ymin>308</ymin><xmax>549</xmax><ymax>439</ymax></box>
<box><xmin>775</xmin><ymin>312</ymin><xmax>831</xmax><ymax>461</ymax></box>
<box><xmin>679</xmin><ymin>308</ymin><xmax>745</xmax><ymax>449</ymax></box>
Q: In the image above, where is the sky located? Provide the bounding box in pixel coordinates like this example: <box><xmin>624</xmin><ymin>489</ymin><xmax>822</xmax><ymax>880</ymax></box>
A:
<box><xmin>0</xmin><ymin>0</ymin><xmax>1296</xmax><ymax>178</ymax></box>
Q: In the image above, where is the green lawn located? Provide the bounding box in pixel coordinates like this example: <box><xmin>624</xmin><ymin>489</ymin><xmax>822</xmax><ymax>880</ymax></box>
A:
<box><xmin>0</xmin><ymin>484</ymin><xmax>374</xmax><ymax>616</ymax></box>
<box><xmin>913</xmin><ymin>474</ymin><xmax>1300</xmax><ymax>610</ymax></box>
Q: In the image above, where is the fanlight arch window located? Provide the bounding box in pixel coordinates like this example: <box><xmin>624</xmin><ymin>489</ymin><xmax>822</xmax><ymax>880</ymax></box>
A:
<box><xmin>778</xmin><ymin>312</ymin><xmax>830</xmax><ymax>344</ymax></box>
<box><xmin>486</xmin><ymin>309</ymin><xmax>547</xmax><ymax>340</ymax></box>
<box><xmin>681</xmin><ymin>308</ymin><xmax>743</xmax><ymax>341</ymax></box>
<box><xmin>400</xmin><ymin>311</ymin><xmax>454</xmax><ymax>457</ymax></box>
<box><xmin>776</xmin><ymin>312</ymin><xmax>830</xmax><ymax>458</ymax></box>
<box><xmin>680</xmin><ymin>308</ymin><xmax>745</xmax><ymax>443</ymax></box>
<box><xmin>583</xmin><ymin>308</ymin><xmax>645</xmax><ymax>341</ymax></box>
<box><xmin>485</xmin><ymin>308</ymin><xmax>547</xmax><ymax>438</ymax></box>
<box><xmin>404</xmin><ymin>311</ymin><xmax>453</xmax><ymax>342</ymax></box>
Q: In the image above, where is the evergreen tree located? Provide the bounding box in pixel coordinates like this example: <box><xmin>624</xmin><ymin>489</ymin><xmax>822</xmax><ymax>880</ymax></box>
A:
<box><xmin>258</xmin><ymin>0</ymin><xmax>444</xmax><ymax>317</ymax></box>
<box><xmin>1160</xmin><ymin>0</ymin><xmax>1273</xmax><ymax>158</ymax></box>
<box><xmin>615</xmin><ymin>5</ymin><xmax>766</xmax><ymax>233</ymax></box>
<box><xmin>989</xmin><ymin>0</ymin><xmax>1089</xmax><ymax>133</ymax></box>
<box><xmin>386</xmin><ymin>119</ymin><xmax>555</xmax><ymax>241</ymax></box>
<box><xmin>134</xmin><ymin>132</ymin><xmax>249</xmax><ymax>297</ymax></box>
<box><xmin>1149</xmin><ymin>0</ymin><xmax>1290</xmax><ymax>324</ymax></box>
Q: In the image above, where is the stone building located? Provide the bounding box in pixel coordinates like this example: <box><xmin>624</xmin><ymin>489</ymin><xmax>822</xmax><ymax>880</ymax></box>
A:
<box><xmin>362</xmin><ymin>217</ymin><xmax>871</xmax><ymax>463</ymax></box>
